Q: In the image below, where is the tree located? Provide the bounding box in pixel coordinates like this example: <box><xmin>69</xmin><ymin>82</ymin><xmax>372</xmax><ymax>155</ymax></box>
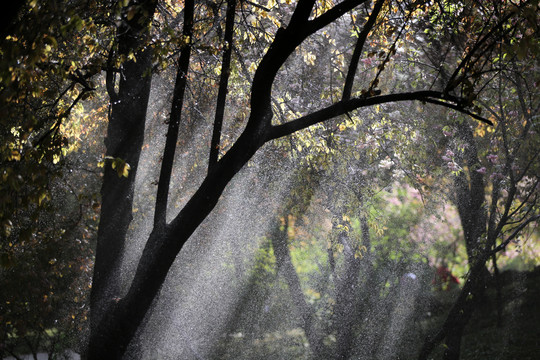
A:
<box><xmin>83</xmin><ymin>0</ymin><xmax>539</xmax><ymax>358</ymax></box>
<box><xmin>419</xmin><ymin>63</ymin><xmax>540</xmax><ymax>360</ymax></box>
<box><xmin>0</xmin><ymin>1</ymin><xmax>110</xmax><ymax>357</ymax></box>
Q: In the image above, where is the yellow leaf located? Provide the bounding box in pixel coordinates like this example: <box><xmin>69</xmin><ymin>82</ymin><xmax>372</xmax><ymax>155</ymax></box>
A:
<box><xmin>9</xmin><ymin>150</ymin><xmax>21</xmax><ymax>161</ymax></box>
<box><xmin>127</xmin><ymin>6</ymin><xmax>137</xmax><ymax>21</ymax></box>
<box><xmin>39</xmin><ymin>191</ymin><xmax>49</xmax><ymax>206</ymax></box>
<box><xmin>303</xmin><ymin>51</ymin><xmax>316</xmax><ymax>66</ymax></box>
<box><xmin>121</xmin><ymin>162</ymin><xmax>131</xmax><ymax>178</ymax></box>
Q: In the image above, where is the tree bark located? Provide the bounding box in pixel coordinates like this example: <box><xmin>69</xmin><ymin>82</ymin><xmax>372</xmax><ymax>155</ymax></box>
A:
<box><xmin>208</xmin><ymin>0</ymin><xmax>237</xmax><ymax>173</ymax></box>
<box><xmin>430</xmin><ymin>123</ymin><xmax>490</xmax><ymax>360</ymax></box>
<box><xmin>420</xmin><ymin>123</ymin><xmax>489</xmax><ymax>360</ymax></box>
<box><xmin>454</xmin><ymin>123</ymin><xmax>487</xmax><ymax>263</ymax></box>
<box><xmin>444</xmin><ymin>122</ymin><xmax>489</xmax><ymax>358</ymax></box>
<box><xmin>88</xmin><ymin>119</ymin><xmax>266</xmax><ymax>359</ymax></box>
<box><xmin>153</xmin><ymin>0</ymin><xmax>195</xmax><ymax>227</ymax></box>
<box><xmin>88</xmin><ymin>0</ymin><xmax>157</xmax><ymax>356</ymax></box>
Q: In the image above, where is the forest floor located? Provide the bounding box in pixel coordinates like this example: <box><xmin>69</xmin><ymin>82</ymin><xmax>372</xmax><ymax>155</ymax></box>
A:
<box><xmin>3</xmin><ymin>269</ymin><xmax>538</xmax><ymax>360</ymax></box>
<box><xmin>458</xmin><ymin>266</ymin><xmax>540</xmax><ymax>360</ymax></box>
<box><xmin>219</xmin><ymin>266</ymin><xmax>540</xmax><ymax>360</ymax></box>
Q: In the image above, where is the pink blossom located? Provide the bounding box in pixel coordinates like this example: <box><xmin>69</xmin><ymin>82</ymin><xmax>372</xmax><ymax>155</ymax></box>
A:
<box><xmin>443</xmin><ymin>130</ymin><xmax>453</xmax><ymax>137</ymax></box>
<box><xmin>487</xmin><ymin>154</ymin><xmax>498</xmax><ymax>164</ymax></box>
<box><xmin>476</xmin><ymin>167</ymin><xmax>487</xmax><ymax>174</ymax></box>
<box><xmin>448</xmin><ymin>162</ymin><xmax>459</xmax><ymax>171</ymax></box>
<box><xmin>442</xmin><ymin>155</ymin><xmax>451</xmax><ymax>162</ymax></box>
<box><xmin>445</xmin><ymin>149</ymin><xmax>454</xmax><ymax>157</ymax></box>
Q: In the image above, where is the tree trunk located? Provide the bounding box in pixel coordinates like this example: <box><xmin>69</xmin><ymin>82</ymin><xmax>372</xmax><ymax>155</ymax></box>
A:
<box><xmin>419</xmin><ymin>123</ymin><xmax>491</xmax><ymax>360</ymax></box>
<box><xmin>444</xmin><ymin>123</ymin><xmax>489</xmax><ymax>358</ymax></box>
<box><xmin>454</xmin><ymin>123</ymin><xmax>487</xmax><ymax>264</ymax></box>
<box><xmin>88</xmin><ymin>0</ymin><xmax>157</xmax><ymax>356</ymax></box>
<box><xmin>87</xmin><ymin>120</ymin><xmax>266</xmax><ymax>359</ymax></box>
<box><xmin>271</xmin><ymin>217</ymin><xmax>329</xmax><ymax>359</ymax></box>
<box><xmin>418</xmin><ymin>255</ymin><xmax>489</xmax><ymax>360</ymax></box>
<box><xmin>333</xmin><ymin>214</ymin><xmax>372</xmax><ymax>360</ymax></box>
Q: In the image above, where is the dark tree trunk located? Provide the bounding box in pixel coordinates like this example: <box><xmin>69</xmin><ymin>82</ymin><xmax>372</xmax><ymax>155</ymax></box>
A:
<box><xmin>445</xmin><ymin>123</ymin><xmax>489</xmax><ymax>359</ymax></box>
<box><xmin>90</xmin><ymin>46</ymin><xmax>154</xmax><ymax>329</ymax></box>
<box><xmin>88</xmin><ymin>0</ymin><xmax>157</xmax><ymax>356</ymax></box>
<box><xmin>418</xmin><ymin>255</ymin><xmax>489</xmax><ymax>360</ymax></box>
<box><xmin>420</xmin><ymin>123</ymin><xmax>490</xmax><ymax>360</ymax></box>
<box><xmin>208</xmin><ymin>0</ymin><xmax>237</xmax><ymax>173</ymax></box>
<box><xmin>154</xmin><ymin>0</ymin><xmax>195</xmax><ymax>227</ymax></box>
<box><xmin>87</xmin><ymin>118</ymin><xmax>266</xmax><ymax>359</ymax></box>
<box><xmin>333</xmin><ymin>235</ymin><xmax>362</xmax><ymax>360</ymax></box>
<box><xmin>454</xmin><ymin>123</ymin><xmax>487</xmax><ymax>263</ymax></box>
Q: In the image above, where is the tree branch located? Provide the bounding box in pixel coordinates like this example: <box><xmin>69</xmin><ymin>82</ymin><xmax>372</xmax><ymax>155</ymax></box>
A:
<box><xmin>266</xmin><ymin>91</ymin><xmax>491</xmax><ymax>141</ymax></box>
<box><xmin>246</xmin><ymin>0</ymin><xmax>370</xmax><ymax>134</ymax></box>
<box><xmin>308</xmin><ymin>0</ymin><xmax>371</xmax><ymax>35</ymax></box>
<box><xmin>106</xmin><ymin>41</ymin><xmax>119</xmax><ymax>102</ymax></box>
<box><xmin>491</xmin><ymin>214</ymin><xmax>540</xmax><ymax>255</ymax></box>
<box><xmin>444</xmin><ymin>8</ymin><xmax>519</xmax><ymax>93</ymax></box>
<box><xmin>288</xmin><ymin>0</ymin><xmax>317</xmax><ymax>26</ymax></box>
<box><xmin>421</xmin><ymin>98</ymin><xmax>493</xmax><ymax>125</ymax></box>
<box><xmin>342</xmin><ymin>0</ymin><xmax>385</xmax><ymax>101</ymax></box>
<box><xmin>209</xmin><ymin>0</ymin><xmax>237</xmax><ymax>174</ymax></box>
<box><xmin>244</xmin><ymin>0</ymin><xmax>270</xmax><ymax>12</ymax></box>
<box><xmin>153</xmin><ymin>0</ymin><xmax>195</xmax><ymax>227</ymax></box>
